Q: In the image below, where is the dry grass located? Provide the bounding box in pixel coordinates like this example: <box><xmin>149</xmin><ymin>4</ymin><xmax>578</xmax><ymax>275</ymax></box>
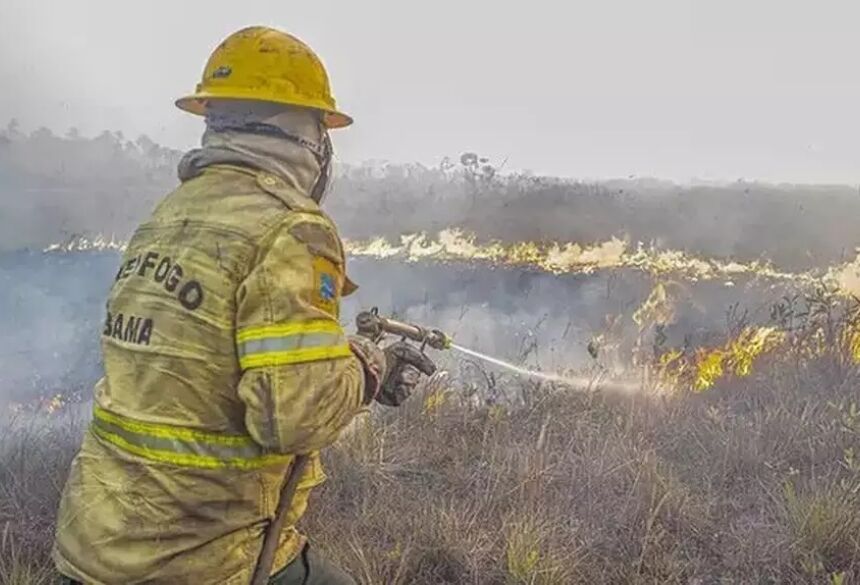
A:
<box><xmin>2</xmin><ymin>351</ymin><xmax>859</xmax><ymax>584</ymax></box>
<box><xmin>0</xmin><ymin>414</ymin><xmax>84</xmax><ymax>585</ymax></box>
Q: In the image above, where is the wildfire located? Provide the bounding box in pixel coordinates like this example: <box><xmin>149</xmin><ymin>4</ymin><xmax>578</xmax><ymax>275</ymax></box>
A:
<box><xmin>632</xmin><ymin>282</ymin><xmax>681</xmax><ymax>329</ymax></box>
<box><xmin>344</xmin><ymin>229</ymin><xmax>860</xmax><ymax>292</ymax></box>
<box><xmin>44</xmin><ymin>229</ymin><xmax>860</xmax><ymax>297</ymax></box>
<box><xmin>654</xmin><ymin>326</ymin><xmax>786</xmax><ymax>391</ymax></box>
<box><xmin>44</xmin><ymin>234</ymin><xmax>128</xmax><ymax>253</ymax></box>
<box><xmin>41</xmin><ymin>230</ymin><xmax>860</xmax><ymax>394</ymax></box>
<box><xmin>7</xmin><ymin>393</ymin><xmax>69</xmax><ymax>415</ymax></box>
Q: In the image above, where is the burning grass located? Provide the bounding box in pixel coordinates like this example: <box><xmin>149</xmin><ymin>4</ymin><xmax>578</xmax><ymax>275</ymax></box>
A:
<box><xmin>44</xmin><ymin>229</ymin><xmax>860</xmax><ymax>296</ymax></box>
<box><xmin>2</xmin><ymin>344</ymin><xmax>860</xmax><ymax>584</ymax></box>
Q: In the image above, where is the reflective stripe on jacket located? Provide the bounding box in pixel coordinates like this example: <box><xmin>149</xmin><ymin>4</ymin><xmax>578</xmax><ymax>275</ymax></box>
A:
<box><xmin>53</xmin><ymin>162</ymin><xmax>366</xmax><ymax>585</ymax></box>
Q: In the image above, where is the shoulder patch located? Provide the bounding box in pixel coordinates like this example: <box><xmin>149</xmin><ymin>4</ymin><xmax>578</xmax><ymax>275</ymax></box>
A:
<box><xmin>311</xmin><ymin>256</ymin><xmax>341</xmax><ymax>317</ymax></box>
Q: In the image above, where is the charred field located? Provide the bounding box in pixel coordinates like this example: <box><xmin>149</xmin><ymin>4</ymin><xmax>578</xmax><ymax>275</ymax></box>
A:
<box><xmin>1</xmin><ymin>130</ymin><xmax>860</xmax><ymax>584</ymax></box>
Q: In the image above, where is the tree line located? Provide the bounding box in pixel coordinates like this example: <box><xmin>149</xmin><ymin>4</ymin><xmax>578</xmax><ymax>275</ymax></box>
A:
<box><xmin>3</xmin><ymin>121</ymin><xmax>860</xmax><ymax>271</ymax></box>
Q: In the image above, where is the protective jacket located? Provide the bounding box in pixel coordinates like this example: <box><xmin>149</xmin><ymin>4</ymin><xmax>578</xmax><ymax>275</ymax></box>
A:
<box><xmin>53</xmin><ymin>136</ymin><xmax>366</xmax><ymax>584</ymax></box>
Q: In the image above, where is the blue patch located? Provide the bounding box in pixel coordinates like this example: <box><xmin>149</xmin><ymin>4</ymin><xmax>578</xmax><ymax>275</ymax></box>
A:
<box><xmin>320</xmin><ymin>273</ymin><xmax>336</xmax><ymax>301</ymax></box>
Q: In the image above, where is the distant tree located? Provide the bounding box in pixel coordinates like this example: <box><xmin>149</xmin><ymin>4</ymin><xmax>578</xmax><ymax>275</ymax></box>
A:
<box><xmin>439</xmin><ymin>156</ymin><xmax>456</xmax><ymax>173</ymax></box>
<box><xmin>460</xmin><ymin>151</ymin><xmax>497</xmax><ymax>184</ymax></box>
<box><xmin>95</xmin><ymin>130</ymin><xmax>118</xmax><ymax>144</ymax></box>
<box><xmin>136</xmin><ymin>134</ymin><xmax>156</xmax><ymax>152</ymax></box>
<box><xmin>31</xmin><ymin>127</ymin><xmax>54</xmax><ymax>140</ymax></box>
<box><xmin>4</xmin><ymin>118</ymin><xmax>21</xmax><ymax>138</ymax></box>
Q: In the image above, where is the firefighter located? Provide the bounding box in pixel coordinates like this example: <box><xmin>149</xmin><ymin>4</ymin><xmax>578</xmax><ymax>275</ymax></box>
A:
<box><xmin>53</xmin><ymin>26</ymin><xmax>434</xmax><ymax>585</ymax></box>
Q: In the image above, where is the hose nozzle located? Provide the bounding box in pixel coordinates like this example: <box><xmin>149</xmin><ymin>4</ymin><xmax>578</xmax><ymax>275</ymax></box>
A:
<box><xmin>356</xmin><ymin>308</ymin><xmax>451</xmax><ymax>350</ymax></box>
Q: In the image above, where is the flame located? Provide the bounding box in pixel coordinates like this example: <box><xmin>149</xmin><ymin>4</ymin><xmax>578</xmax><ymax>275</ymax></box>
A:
<box><xmin>43</xmin><ymin>229</ymin><xmax>860</xmax><ymax>297</ymax></box>
<box><xmin>845</xmin><ymin>325</ymin><xmax>860</xmax><ymax>363</ymax></box>
<box><xmin>654</xmin><ymin>320</ymin><xmax>860</xmax><ymax>392</ymax></box>
<box><xmin>693</xmin><ymin>349</ymin><xmax>726</xmax><ymax>391</ymax></box>
<box><xmin>346</xmin><ymin>231</ymin><xmax>633</xmax><ymax>276</ymax></box>
<box><xmin>44</xmin><ymin>393</ymin><xmax>66</xmax><ymax>414</ymax></box>
<box><xmin>655</xmin><ymin>326</ymin><xmax>786</xmax><ymax>391</ymax></box>
<box><xmin>44</xmin><ymin>234</ymin><xmax>128</xmax><ymax>253</ymax></box>
<box><xmin>423</xmin><ymin>390</ymin><xmax>449</xmax><ymax>413</ymax></box>
<box><xmin>344</xmin><ymin>229</ymin><xmax>860</xmax><ymax>292</ymax></box>
<box><xmin>632</xmin><ymin>282</ymin><xmax>681</xmax><ymax>329</ymax></box>
<box><xmin>830</xmin><ymin>262</ymin><xmax>860</xmax><ymax>298</ymax></box>
<box><xmin>40</xmin><ymin>230</ymin><xmax>860</xmax><ymax>393</ymax></box>
<box><xmin>6</xmin><ymin>392</ymin><xmax>69</xmax><ymax>416</ymax></box>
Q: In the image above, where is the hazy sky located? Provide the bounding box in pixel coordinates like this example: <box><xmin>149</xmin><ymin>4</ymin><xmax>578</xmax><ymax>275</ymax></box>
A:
<box><xmin>1</xmin><ymin>0</ymin><xmax>858</xmax><ymax>183</ymax></box>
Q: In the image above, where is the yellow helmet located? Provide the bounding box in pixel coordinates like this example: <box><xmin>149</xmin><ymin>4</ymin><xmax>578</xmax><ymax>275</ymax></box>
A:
<box><xmin>176</xmin><ymin>26</ymin><xmax>352</xmax><ymax>129</ymax></box>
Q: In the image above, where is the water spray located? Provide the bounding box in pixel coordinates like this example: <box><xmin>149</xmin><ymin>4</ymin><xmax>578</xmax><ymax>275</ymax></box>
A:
<box><xmin>355</xmin><ymin>309</ymin><xmax>637</xmax><ymax>392</ymax></box>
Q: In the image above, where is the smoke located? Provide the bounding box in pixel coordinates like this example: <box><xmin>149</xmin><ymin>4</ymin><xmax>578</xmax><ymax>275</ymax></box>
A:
<box><xmin>0</xmin><ymin>247</ymin><xmax>784</xmax><ymax>406</ymax></box>
<box><xmin>1</xmin><ymin>127</ymin><xmax>856</xmax><ymax>408</ymax></box>
<box><xmin>5</xmin><ymin>125</ymin><xmax>860</xmax><ymax>271</ymax></box>
<box><xmin>0</xmin><ymin>123</ymin><xmax>181</xmax><ymax>252</ymax></box>
<box><xmin>0</xmin><ymin>250</ymin><xmax>114</xmax><ymax>405</ymax></box>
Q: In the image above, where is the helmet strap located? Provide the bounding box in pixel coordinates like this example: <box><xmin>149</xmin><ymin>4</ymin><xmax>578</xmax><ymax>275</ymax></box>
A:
<box><xmin>310</xmin><ymin>132</ymin><xmax>333</xmax><ymax>204</ymax></box>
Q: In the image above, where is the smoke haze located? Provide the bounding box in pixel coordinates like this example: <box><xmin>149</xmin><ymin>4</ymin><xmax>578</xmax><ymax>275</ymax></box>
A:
<box><xmin>3</xmin><ymin>0</ymin><xmax>860</xmax><ymax>183</ymax></box>
<box><xmin>3</xmin><ymin>126</ymin><xmax>860</xmax><ymax>271</ymax></box>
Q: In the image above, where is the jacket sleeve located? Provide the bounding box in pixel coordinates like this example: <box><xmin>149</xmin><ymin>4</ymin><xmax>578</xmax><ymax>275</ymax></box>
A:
<box><xmin>234</xmin><ymin>212</ymin><xmax>366</xmax><ymax>455</ymax></box>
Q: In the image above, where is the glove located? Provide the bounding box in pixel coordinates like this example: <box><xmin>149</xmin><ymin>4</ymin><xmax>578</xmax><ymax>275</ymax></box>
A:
<box><xmin>348</xmin><ymin>335</ymin><xmax>387</xmax><ymax>404</ymax></box>
<box><xmin>377</xmin><ymin>341</ymin><xmax>437</xmax><ymax>407</ymax></box>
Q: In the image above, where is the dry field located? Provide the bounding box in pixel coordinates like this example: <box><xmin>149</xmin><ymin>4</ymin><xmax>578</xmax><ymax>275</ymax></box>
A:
<box><xmin>2</xmin><ymin>327</ymin><xmax>859</xmax><ymax>584</ymax></box>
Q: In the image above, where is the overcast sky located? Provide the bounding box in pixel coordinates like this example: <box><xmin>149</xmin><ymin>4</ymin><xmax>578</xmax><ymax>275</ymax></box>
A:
<box><xmin>1</xmin><ymin>0</ymin><xmax>858</xmax><ymax>183</ymax></box>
